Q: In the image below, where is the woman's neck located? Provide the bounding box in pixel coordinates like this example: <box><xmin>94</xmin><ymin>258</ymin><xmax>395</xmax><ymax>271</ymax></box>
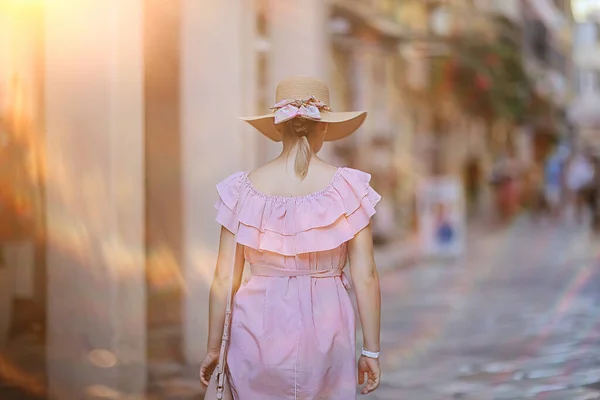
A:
<box><xmin>277</xmin><ymin>142</ymin><xmax>319</xmax><ymax>171</ymax></box>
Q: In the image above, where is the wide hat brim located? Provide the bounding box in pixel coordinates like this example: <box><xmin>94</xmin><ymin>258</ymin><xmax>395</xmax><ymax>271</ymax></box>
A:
<box><xmin>240</xmin><ymin>110</ymin><xmax>367</xmax><ymax>142</ymax></box>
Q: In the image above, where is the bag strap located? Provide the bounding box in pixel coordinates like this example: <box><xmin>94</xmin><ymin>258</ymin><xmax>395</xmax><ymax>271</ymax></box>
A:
<box><xmin>214</xmin><ymin>226</ymin><xmax>239</xmax><ymax>399</ymax></box>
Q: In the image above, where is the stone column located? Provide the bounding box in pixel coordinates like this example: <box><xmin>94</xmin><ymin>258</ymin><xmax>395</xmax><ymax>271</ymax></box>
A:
<box><xmin>269</xmin><ymin>0</ymin><xmax>328</xmax><ymax>82</ymax></box>
<box><xmin>0</xmin><ymin>8</ymin><xmax>11</xmax><ymax>112</ymax></box>
<box><xmin>45</xmin><ymin>0</ymin><xmax>146</xmax><ymax>398</ymax></box>
<box><xmin>0</xmin><ymin>4</ymin><xmax>14</xmax><ymax>350</ymax></box>
<box><xmin>0</xmin><ymin>1</ymin><xmax>46</xmax><ymax>340</ymax></box>
<box><xmin>241</xmin><ymin>1</ymin><xmax>260</xmax><ymax>169</ymax></box>
<box><xmin>266</xmin><ymin>0</ymin><xmax>332</xmax><ymax>160</ymax></box>
<box><xmin>180</xmin><ymin>0</ymin><xmax>249</xmax><ymax>364</ymax></box>
<box><xmin>351</xmin><ymin>36</ymin><xmax>375</xmax><ymax>170</ymax></box>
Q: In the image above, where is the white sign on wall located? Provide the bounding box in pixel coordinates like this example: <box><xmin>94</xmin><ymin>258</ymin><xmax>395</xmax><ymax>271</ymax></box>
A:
<box><xmin>417</xmin><ymin>177</ymin><xmax>466</xmax><ymax>257</ymax></box>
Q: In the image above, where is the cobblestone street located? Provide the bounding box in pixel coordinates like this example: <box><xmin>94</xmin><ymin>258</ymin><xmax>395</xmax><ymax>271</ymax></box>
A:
<box><xmin>4</xmin><ymin>219</ymin><xmax>600</xmax><ymax>400</ymax></box>
<box><xmin>370</xmin><ymin>218</ymin><xmax>600</xmax><ymax>400</ymax></box>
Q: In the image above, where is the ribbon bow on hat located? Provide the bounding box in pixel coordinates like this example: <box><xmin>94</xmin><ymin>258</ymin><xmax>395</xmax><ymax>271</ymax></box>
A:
<box><xmin>270</xmin><ymin>96</ymin><xmax>332</xmax><ymax>125</ymax></box>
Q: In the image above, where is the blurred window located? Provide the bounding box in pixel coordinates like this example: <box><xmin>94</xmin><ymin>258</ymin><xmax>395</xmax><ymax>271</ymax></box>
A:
<box><xmin>548</xmin><ymin>45</ymin><xmax>566</xmax><ymax>75</ymax></box>
<box><xmin>576</xmin><ymin>70</ymin><xmax>600</xmax><ymax>93</ymax></box>
<box><xmin>574</xmin><ymin>69</ymin><xmax>581</xmax><ymax>94</ymax></box>
<box><xmin>575</xmin><ymin>22</ymin><xmax>599</xmax><ymax>47</ymax></box>
<box><xmin>529</xmin><ymin>20</ymin><xmax>549</xmax><ymax>62</ymax></box>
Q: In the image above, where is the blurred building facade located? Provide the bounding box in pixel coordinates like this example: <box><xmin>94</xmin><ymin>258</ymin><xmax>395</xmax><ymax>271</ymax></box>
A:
<box><xmin>522</xmin><ymin>0</ymin><xmax>574</xmax><ymax>161</ymax></box>
<box><xmin>415</xmin><ymin>0</ymin><xmax>574</xmax><ymax>214</ymax></box>
<box><xmin>569</xmin><ymin>2</ymin><xmax>600</xmax><ymax>149</ymax></box>
<box><xmin>328</xmin><ymin>0</ymin><xmax>425</xmax><ymax>240</ymax></box>
<box><xmin>328</xmin><ymin>0</ymin><xmax>574</xmax><ymax>223</ymax></box>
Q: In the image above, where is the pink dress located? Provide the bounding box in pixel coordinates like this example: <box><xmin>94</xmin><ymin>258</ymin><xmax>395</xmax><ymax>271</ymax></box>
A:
<box><xmin>215</xmin><ymin>167</ymin><xmax>381</xmax><ymax>400</ymax></box>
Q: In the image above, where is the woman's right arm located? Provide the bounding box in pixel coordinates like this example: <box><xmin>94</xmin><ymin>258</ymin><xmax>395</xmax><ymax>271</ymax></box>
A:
<box><xmin>200</xmin><ymin>226</ymin><xmax>245</xmax><ymax>386</ymax></box>
<box><xmin>348</xmin><ymin>223</ymin><xmax>381</xmax><ymax>394</ymax></box>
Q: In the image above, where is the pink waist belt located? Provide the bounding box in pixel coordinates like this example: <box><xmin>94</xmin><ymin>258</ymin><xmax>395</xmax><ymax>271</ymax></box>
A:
<box><xmin>250</xmin><ymin>264</ymin><xmax>351</xmax><ymax>289</ymax></box>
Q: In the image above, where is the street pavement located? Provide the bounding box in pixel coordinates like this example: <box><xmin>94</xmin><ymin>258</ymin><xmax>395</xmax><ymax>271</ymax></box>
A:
<box><xmin>4</xmin><ymin>217</ymin><xmax>600</xmax><ymax>400</ymax></box>
<box><xmin>368</xmin><ymin>217</ymin><xmax>600</xmax><ymax>400</ymax></box>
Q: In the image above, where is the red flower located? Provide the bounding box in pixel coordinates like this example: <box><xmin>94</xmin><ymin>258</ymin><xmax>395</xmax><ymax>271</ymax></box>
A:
<box><xmin>475</xmin><ymin>74</ymin><xmax>491</xmax><ymax>90</ymax></box>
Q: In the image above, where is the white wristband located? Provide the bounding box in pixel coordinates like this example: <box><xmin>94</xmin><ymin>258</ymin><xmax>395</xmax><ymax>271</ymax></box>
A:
<box><xmin>361</xmin><ymin>348</ymin><xmax>380</xmax><ymax>359</ymax></box>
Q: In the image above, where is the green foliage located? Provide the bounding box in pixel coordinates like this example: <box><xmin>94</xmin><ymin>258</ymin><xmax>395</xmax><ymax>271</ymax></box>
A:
<box><xmin>432</xmin><ymin>17</ymin><xmax>535</xmax><ymax>123</ymax></box>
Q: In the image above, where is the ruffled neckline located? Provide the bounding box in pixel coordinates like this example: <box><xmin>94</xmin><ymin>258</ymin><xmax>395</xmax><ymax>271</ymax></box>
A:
<box><xmin>244</xmin><ymin>167</ymin><xmax>343</xmax><ymax>202</ymax></box>
<box><xmin>214</xmin><ymin>167</ymin><xmax>381</xmax><ymax>255</ymax></box>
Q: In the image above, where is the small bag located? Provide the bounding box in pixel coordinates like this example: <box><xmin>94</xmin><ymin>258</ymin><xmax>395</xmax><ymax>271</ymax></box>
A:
<box><xmin>205</xmin><ymin>368</ymin><xmax>233</xmax><ymax>400</ymax></box>
<box><xmin>205</xmin><ymin>231</ymin><xmax>238</xmax><ymax>400</ymax></box>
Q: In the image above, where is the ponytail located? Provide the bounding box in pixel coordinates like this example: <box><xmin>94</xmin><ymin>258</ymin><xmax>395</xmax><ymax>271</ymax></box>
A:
<box><xmin>295</xmin><ymin>135</ymin><xmax>311</xmax><ymax>179</ymax></box>
<box><xmin>282</xmin><ymin>119</ymin><xmax>317</xmax><ymax>180</ymax></box>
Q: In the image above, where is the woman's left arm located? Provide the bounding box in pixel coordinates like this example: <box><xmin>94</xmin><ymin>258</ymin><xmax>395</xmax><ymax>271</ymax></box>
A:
<box><xmin>201</xmin><ymin>226</ymin><xmax>245</xmax><ymax>386</ymax></box>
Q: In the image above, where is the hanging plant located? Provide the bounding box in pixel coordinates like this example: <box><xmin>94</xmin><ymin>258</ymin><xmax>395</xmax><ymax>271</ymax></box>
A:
<box><xmin>432</xmin><ymin>17</ymin><xmax>534</xmax><ymax>123</ymax></box>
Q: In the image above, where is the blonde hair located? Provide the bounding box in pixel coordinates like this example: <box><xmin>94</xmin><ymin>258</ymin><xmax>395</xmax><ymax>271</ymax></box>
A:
<box><xmin>282</xmin><ymin>119</ymin><xmax>317</xmax><ymax>180</ymax></box>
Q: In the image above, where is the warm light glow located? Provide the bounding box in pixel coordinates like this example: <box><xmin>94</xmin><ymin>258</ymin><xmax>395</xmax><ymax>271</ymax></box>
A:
<box><xmin>87</xmin><ymin>349</ymin><xmax>118</xmax><ymax>368</ymax></box>
<box><xmin>1</xmin><ymin>0</ymin><xmax>44</xmax><ymax>4</ymax></box>
<box><xmin>0</xmin><ymin>0</ymin><xmax>44</xmax><ymax>13</ymax></box>
<box><xmin>571</xmin><ymin>0</ymin><xmax>600</xmax><ymax>22</ymax></box>
<box><xmin>84</xmin><ymin>385</ymin><xmax>122</xmax><ymax>399</ymax></box>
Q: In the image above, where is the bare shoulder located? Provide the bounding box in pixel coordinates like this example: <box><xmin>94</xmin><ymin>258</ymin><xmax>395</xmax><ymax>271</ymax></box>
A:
<box><xmin>310</xmin><ymin>160</ymin><xmax>341</xmax><ymax>177</ymax></box>
<box><xmin>246</xmin><ymin>162</ymin><xmax>283</xmax><ymax>193</ymax></box>
<box><xmin>247</xmin><ymin>162</ymin><xmax>277</xmax><ymax>183</ymax></box>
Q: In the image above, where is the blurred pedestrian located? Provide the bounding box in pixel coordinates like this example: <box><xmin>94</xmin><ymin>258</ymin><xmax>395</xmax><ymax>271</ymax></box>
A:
<box><xmin>565</xmin><ymin>151</ymin><xmax>595</xmax><ymax>224</ymax></box>
<box><xmin>543</xmin><ymin>145</ymin><xmax>568</xmax><ymax>220</ymax></box>
<box><xmin>490</xmin><ymin>150</ymin><xmax>521</xmax><ymax>222</ymax></box>
<box><xmin>583</xmin><ymin>152</ymin><xmax>600</xmax><ymax>230</ymax></box>
<box><xmin>527</xmin><ymin>164</ymin><xmax>547</xmax><ymax>220</ymax></box>
<box><xmin>200</xmin><ymin>76</ymin><xmax>381</xmax><ymax>399</ymax></box>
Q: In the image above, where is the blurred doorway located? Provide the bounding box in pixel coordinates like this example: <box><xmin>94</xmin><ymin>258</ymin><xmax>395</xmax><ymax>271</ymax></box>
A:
<box><xmin>463</xmin><ymin>156</ymin><xmax>483</xmax><ymax>218</ymax></box>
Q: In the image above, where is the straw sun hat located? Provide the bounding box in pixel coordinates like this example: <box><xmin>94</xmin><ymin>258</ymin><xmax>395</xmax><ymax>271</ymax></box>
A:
<box><xmin>240</xmin><ymin>76</ymin><xmax>367</xmax><ymax>142</ymax></box>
